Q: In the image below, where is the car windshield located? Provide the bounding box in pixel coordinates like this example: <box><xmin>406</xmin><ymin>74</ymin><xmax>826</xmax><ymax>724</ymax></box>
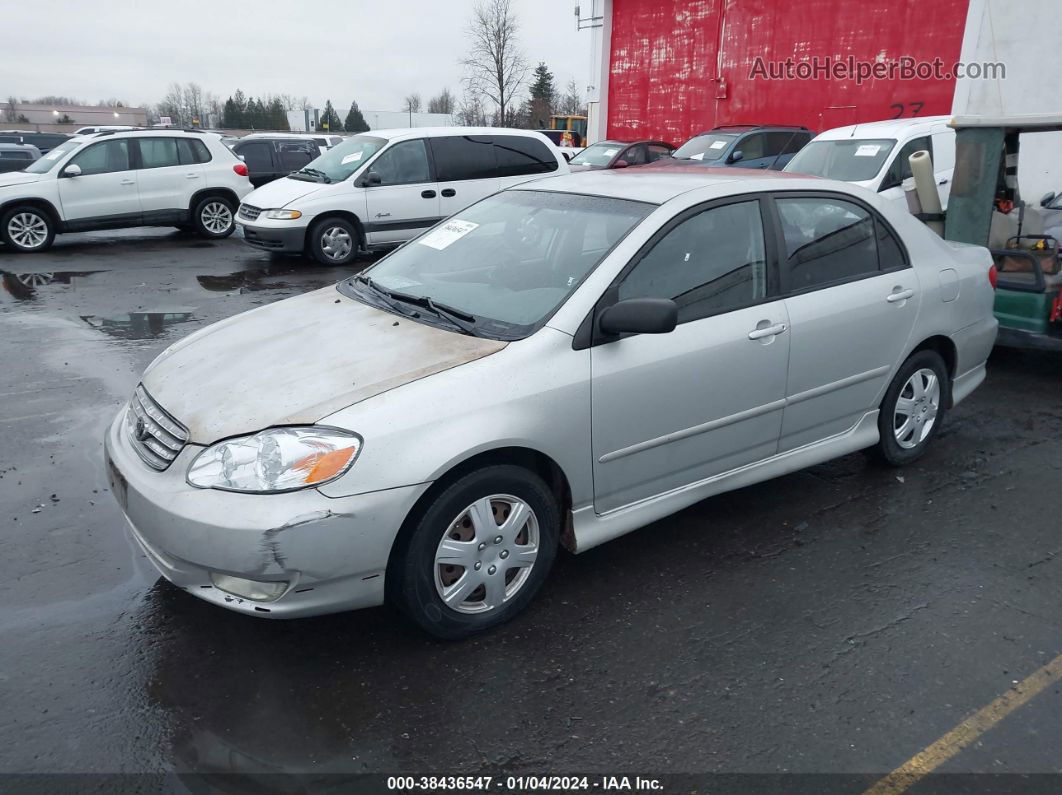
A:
<box><xmin>338</xmin><ymin>190</ymin><xmax>653</xmax><ymax>339</ymax></box>
<box><xmin>23</xmin><ymin>140</ymin><xmax>81</xmax><ymax>173</ymax></box>
<box><xmin>784</xmin><ymin>138</ymin><xmax>896</xmax><ymax>181</ymax></box>
<box><xmin>296</xmin><ymin>134</ymin><xmax>386</xmax><ymax>182</ymax></box>
<box><xmin>672</xmin><ymin>133</ymin><xmax>736</xmax><ymax>161</ymax></box>
<box><xmin>570</xmin><ymin>143</ymin><xmax>625</xmax><ymax>167</ymax></box>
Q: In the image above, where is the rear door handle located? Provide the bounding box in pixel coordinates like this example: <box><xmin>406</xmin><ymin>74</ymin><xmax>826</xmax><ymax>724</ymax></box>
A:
<box><xmin>441</xmin><ymin>188</ymin><xmax>456</xmax><ymax>198</ymax></box>
<box><xmin>938</xmin><ymin>177</ymin><xmax>949</xmax><ymax>185</ymax></box>
<box><xmin>887</xmin><ymin>288</ymin><xmax>915</xmax><ymax>303</ymax></box>
<box><xmin>120</xmin><ymin>179</ymin><xmax>135</xmax><ymax>186</ymax></box>
<box><xmin>186</xmin><ymin>173</ymin><xmax>200</xmax><ymax>180</ymax></box>
<box><xmin>748</xmin><ymin>322</ymin><xmax>787</xmax><ymax>340</ymax></box>
<box><xmin>421</xmin><ymin>189</ymin><xmax>436</xmax><ymax>198</ymax></box>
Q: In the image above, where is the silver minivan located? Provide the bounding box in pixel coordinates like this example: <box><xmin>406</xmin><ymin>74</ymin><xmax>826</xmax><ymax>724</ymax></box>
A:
<box><xmin>106</xmin><ymin>168</ymin><xmax>997</xmax><ymax>638</ymax></box>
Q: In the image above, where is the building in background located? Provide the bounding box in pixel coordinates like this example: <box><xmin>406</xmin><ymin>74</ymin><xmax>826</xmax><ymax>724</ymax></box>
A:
<box><xmin>587</xmin><ymin>0</ymin><xmax>1062</xmax><ymax>196</ymax></box>
<box><xmin>0</xmin><ymin>102</ymin><xmax>147</xmax><ymax>130</ymax></box>
<box><xmin>287</xmin><ymin>108</ymin><xmax>454</xmax><ymax>132</ymax></box>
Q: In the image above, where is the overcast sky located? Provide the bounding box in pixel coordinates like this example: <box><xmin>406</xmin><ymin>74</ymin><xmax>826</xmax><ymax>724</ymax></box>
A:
<box><xmin>3</xmin><ymin>0</ymin><xmax>590</xmax><ymax>112</ymax></box>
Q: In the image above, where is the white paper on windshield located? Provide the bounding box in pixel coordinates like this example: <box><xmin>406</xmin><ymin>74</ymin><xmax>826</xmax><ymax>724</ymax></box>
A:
<box><xmin>602</xmin><ymin>148</ymin><xmax>619</xmax><ymax>156</ymax></box>
<box><xmin>417</xmin><ymin>219</ymin><xmax>479</xmax><ymax>250</ymax></box>
<box><xmin>854</xmin><ymin>144</ymin><xmax>881</xmax><ymax>157</ymax></box>
<box><xmin>709</xmin><ymin>140</ymin><xmax>727</xmax><ymax>149</ymax></box>
<box><xmin>341</xmin><ymin>151</ymin><xmax>364</xmax><ymax>165</ymax></box>
<box><xmin>690</xmin><ymin>152</ymin><xmax>705</xmax><ymax>160</ymax></box>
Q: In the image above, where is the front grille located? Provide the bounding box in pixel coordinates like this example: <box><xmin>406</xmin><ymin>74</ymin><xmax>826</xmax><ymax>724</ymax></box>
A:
<box><xmin>238</xmin><ymin>203</ymin><xmax>261</xmax><ymax>221</ymax></box>
<box><xmin>127</xmin><ymin>385</ymin><xmax>189</xmax><ymax>471</ymax></box>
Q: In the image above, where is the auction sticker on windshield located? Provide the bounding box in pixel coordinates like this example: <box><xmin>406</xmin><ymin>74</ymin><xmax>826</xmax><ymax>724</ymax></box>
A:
<box><xmin>417</xmin><ymin>219</ymin><xmax>478</xmax><ymax>250</ymax></box>
<box><xmin>855</xmin><ymin>144</ymin><xmax>882</xmax><ymax>157</ymax></box>
<box><xmin>341</xmin><ymin>152</ymin><xmax>364</xmax><ymax>165</ymax></box>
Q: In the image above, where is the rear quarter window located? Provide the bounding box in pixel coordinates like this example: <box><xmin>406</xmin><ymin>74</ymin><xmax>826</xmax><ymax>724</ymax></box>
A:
<box><xmin>494</xmin><ymin>135</ymin><xmax>559</xmax><ymax>177</ymax></box>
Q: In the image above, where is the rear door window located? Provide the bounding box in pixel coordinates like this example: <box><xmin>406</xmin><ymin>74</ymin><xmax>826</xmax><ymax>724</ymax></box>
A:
<box><xmin>493</xmin><ymin>135</ymin><xmax>558</xmax><ymax>177</ymax></box>
<box><xmin>776</xmin><ymin>196</ymin><xmax>880</xmax><ymax>291</ymax></box>
<box><xmin>137</xmin><ymin>138</ymin><xmax>180</xmax><ymax>169</ymax></box>
<box><xmin>236</xmin><ymin>141</ymin><xmax>274</xmax><ymax>172</ymax></box>
<box><xmin>429</xmin><ymin>136</ymin><xmax>497</xmax><ymax>181</ymax></box>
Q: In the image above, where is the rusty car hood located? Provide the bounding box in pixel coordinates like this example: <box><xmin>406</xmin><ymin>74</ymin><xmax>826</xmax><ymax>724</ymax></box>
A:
<box><xmin>141</xmin><ymin>286</ymin><xmax>507</xmax><ymax>443</ymax></box>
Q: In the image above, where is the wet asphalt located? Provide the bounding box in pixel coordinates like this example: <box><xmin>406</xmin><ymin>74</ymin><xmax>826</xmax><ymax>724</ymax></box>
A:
<box><xmin>1</xmin><ymin>229</ymin><xmax>1061</xmax><ymax>789</ymax></box>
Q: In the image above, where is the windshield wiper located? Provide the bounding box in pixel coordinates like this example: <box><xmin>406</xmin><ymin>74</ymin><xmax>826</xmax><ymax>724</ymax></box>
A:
<box><xmin>294</xmin><ymin>167</ymin><xmax>331</xmax><ymax>183</ymax></box>
<box><xmin>421</xmin><ymin>297</ymin><xmax>478</xmax><ymax>335</ymax></box>
<box><xmin>352</xmin><ymin>275</ymin><xmax>419</xmax><ymax>318</ymax></box>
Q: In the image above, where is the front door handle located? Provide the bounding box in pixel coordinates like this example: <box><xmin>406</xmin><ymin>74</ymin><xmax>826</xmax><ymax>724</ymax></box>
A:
<box><xmin>887</xmin><ymin>288</ymin><xmax>915</xmax><ymax>303</ymax></box>
<box><xmin>186</xmin><ymin>173</ymin><xmax>200</xmax><ymax>180</ymax></box>
<box><xmin>748</xmin><ymin>322</ymin><xmax>787</xmax><ymax>340</ymax></box>
<box><xmin>421</xmin><ymin>189</ymin><xmax>436</xmax><ymax>198</ymax></box>
<box><xmin>938</xmin><ymin>177</ymin><xmax>949</xmax><ymax>185</ymax></box>
<box><xmin>120</xmin><ymin>179</ymin><xmax>135</xmax><ymax>186</ymax></box>
<box><xmin>441</xmin><ymin>188</ymin><xmax>456</xmax><ymax>198</ymax></box>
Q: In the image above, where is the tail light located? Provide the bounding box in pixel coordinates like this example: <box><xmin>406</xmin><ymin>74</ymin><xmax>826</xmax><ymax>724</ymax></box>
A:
<box><xmin>1051</xmin><ymin>290</ymin><xmax>1062</xmax><ymax>324</ymax></box>
<box><xmin>988</xmin><ymin>263</ymin><xmax>998</xmax><ymax>289</ymax></box>
<box><xmin>233</xmin><ymin>163</ymin><xmax>248</xmax><ymax>177</ymax></box>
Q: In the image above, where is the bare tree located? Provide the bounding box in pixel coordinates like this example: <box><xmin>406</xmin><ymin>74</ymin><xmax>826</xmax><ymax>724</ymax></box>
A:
<box><xmin>427</xmin><ymin>88</ymin><xmax>455</xmax><ymax>115</ymax></box>
<box><xmin>4</xmin><ymin>97</ymin><xmax>17</xmax><ymax>123</ymax></box>
<box><xmin>183</xmin><ymin>82</ymin><xmax>205</xmax><ymax>126</ymax></box>
<box><xmin>157</xmin><ymin>82</ymin><xmax>186</xmax><ymax>126</ymax></box>
<box><xmin>461</xmin><ymin>0</ymin><xmax>528</xmax><ymax>126</ymax></box>
<box><xmin>403</xmin><ymin>94</ymin><xmax>422</xmax><ymax>114</ymax></box>
<box><xmin>559</xmin><ymin>79</ymin><xmax>584</xmax><ymax>116</ymax></box>
<box><xmin>454</xmin><ymin>91</ymin><xmax>488</xmax><ymax>126</ymax></box>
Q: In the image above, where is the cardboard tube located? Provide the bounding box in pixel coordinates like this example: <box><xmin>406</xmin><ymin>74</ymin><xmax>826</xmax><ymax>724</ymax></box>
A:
<box><xmin>910</xmin><ymin>150</ymin><xmax>943</xmax><ymax>236</ymax></box>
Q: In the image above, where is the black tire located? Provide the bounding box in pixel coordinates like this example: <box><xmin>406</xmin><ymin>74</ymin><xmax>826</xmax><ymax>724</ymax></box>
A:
<box><xmin>1</xmin><ymin>205</ymin><xmax>55</xmax><ymax>253</ymax></box>
<box><xmin>873</xmin><ymin>349</ymin><xmax>949</xmax><ymax>466</ymax></box>
<box><xmin>191</xmin><ymin>195</ymin><xmax>236</xmax><ymax>239</ymax></box>
<box><xmin>308</xmin><ymin>216</ymin><xmax>360</xmax><ymax>266</ymax></box>
<box><xmin>389</xmin><ymin>465</ymin><xmax>560</xmax><ymax>640</ymax></box>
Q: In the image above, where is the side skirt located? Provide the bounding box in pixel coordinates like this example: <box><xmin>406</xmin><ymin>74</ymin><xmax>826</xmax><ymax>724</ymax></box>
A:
<box><xmin>570</xmin><ymin>410</ymin><xmax>880</xmax><ymax>553</ymax></box>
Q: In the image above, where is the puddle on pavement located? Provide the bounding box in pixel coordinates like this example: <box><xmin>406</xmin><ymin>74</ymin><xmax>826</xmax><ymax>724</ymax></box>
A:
<box><xmin>1</xmin><ymin>270</ymin><xmax>107</xmax><ymax>300</ymax></box>
<box><xmin>80</xmin><ymin>311</ymin><xmax>197</xmax><ymax>340</ymax></box>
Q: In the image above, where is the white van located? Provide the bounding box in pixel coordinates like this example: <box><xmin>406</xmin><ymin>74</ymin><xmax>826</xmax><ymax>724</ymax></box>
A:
<box><xmin>784</xmin><ymin>116</ymin><xmax>956</xmax><ymax>208</ymax></box>
<box><xmin>236</xmin><ymin>127</ymin><xmax>570</xmax><ymax>264</ymax></box>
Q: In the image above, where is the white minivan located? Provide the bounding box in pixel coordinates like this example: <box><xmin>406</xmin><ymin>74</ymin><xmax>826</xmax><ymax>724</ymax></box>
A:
<box><xmin>236</xmin><ymin>127</ymin><xmax>570</xmax><ymax>265</ymax></box>
<box><xmin>784</xmin><ymin>115</ymin><xmax>956</xmax><ymax>208</ymax></box>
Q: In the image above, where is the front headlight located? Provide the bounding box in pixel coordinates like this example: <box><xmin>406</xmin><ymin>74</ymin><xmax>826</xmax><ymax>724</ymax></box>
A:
<box><xmin>264</xmin><ymin>209</ymin><xmax>302</xmax><ymax>220</ymax></box>
<box><xmin>187</xmin><ymin>427</ymin><xmax>361</xmax><ymax>493</ymax></box>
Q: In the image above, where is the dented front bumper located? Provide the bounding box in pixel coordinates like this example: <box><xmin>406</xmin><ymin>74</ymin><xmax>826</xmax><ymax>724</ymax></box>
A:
<box><xmin>103</xmin><ymin>408</ymin><xmax>429</xmax><ymax>618</ymax></box>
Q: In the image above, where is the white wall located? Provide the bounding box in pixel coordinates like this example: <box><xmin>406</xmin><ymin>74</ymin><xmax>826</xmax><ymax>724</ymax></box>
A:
<box><xmin>586</xmin><ymin>0</ymin><xmax>612</xmax><ymax>145</ymax></box>
<box><xmin>955</xmin><ymin>0</ymin><xmax>1062</xmax><ymax>200</ymax></box>
<box><xmin>361</xmin><ymin>111</ymin><xmax>455</xmax><ymax>130</ymax></box>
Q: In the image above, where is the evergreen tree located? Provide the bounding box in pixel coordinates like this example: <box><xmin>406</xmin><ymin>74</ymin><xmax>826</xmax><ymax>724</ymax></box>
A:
<box><xmin>344</xmin><ymin>100</ymin><xmax>370</xmax><ymax>133</ymax></box>
<box><xmin>527</xmin><ymin>62</ymin><xmax>556</xmax><ymax>129</ymax></box>
<box><xmin>232</xmin><ymin>89</ymin><xmax>247</xmax><ymax>126</ymax></box>
<box><xmin>320</xmin><ymin>99</ymin><xmax>343</xmax><ymax>132</ymax></box>
<box><xmin>222</xmin><ymin>97</ymin><xmax>240</xmax><ymax>128</ymax></box>
<box><xmin>268</xmin><ymin>97</ymin><xmax>288</xmax><ymax>130</ymax></box>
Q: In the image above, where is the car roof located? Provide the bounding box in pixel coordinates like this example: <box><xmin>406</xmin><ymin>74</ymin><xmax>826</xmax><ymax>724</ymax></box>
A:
<box><xmin>813</xmin><ymin>115</ymin><xmax>952</xmax><ymax>141</ymax></box>
<box><xmin>513</xmin><ymin>164</ymin><xmax>818</xmax><ymax>204</ymax></box>
<box><xmin>368</xmin><ymin>127</ymin><xmax>556</xmax><ymax>142</ymax></box>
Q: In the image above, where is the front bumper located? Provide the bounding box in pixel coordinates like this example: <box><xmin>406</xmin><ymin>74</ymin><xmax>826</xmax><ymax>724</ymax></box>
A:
<box><xmin>103</xmin><ymin>408</ymin><xmax>429</xmax><ymax>618</ymax></box>
<box><xmin>237</xmin><ymin>221</ymin><xmax>307</xmax><ymax>253</ymax></box>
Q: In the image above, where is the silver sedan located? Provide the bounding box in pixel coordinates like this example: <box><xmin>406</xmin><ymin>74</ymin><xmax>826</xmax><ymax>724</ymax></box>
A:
<box><xmin>104</xmin><ymin>167</ymin><xmax>998</xmax><ymax>638</ymax></box>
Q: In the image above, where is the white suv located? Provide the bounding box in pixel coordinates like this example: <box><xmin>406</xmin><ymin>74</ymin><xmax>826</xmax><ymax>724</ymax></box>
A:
<box><xmin>0</xmin><ymin>130</ymin><xmax>253</xmax><ymax>253</ymax></box>
<box><xmin>236</xmin><ymin>127</ymin><xmax>569</xmax><ymax>265</ymax></box>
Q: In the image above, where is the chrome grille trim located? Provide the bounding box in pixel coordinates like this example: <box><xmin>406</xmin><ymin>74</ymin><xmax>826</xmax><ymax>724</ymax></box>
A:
<box><xmin>127</xmin><ymin>385</ymin><xmax>189</xmax><ymax>471</ymax></box>
<box><xmin>238</xmin><ymin>203</ymin><xmax>262</xmax><ymax>221</ymax></box>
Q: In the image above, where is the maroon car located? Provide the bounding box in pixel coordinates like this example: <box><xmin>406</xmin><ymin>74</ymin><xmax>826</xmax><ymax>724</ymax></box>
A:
<box><xmin>568</xmin><ymin>139</ymin><xmax>675</xmax><ymax>171</ymax></box>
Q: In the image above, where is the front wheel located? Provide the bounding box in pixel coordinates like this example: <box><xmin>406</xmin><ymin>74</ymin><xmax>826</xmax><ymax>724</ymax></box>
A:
<box><xmin>308</xmin><ymin>217</ymin><xmax>360</xmax><ymax>265</ymax></box>
<box><xmin>192</xmin><ymin>196</ymin><xmax>235</xmax><ymax>238</ymax></box>
<box><xmin>389</xmin><ymin>465</ymin><xmax>560</xmax><ymax>639</ymax></box>
<box><xmin>874</xmin><ymin>350</ymin><xmax>949</xmax><ymax>466</ymax></box>
<box><xmin>1</xmin><ymin>206</ymin><xmax>55</xmax><ymax>253</ymax></box>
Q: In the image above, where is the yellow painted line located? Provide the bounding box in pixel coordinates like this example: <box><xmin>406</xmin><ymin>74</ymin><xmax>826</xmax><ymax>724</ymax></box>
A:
<box><xmin>865</xmin><ymin>652</ymin><xmax>1062</xmax><ymax>795</ymax></box>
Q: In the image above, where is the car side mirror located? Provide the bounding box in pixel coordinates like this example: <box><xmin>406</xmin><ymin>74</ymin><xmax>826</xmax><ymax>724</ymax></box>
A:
<box><xmin>362</xmin><ymin>171</ymin><xmax>382</xmax><ymax>187</ymax></box>
<box><xmin>728</xmin><ymin>150</ymin><xmax>744</xmax><ymax>164</ymax></box>
<box><xmin>63</xmin><ymin>163</ymin><xmax>82</xmax><ymax>177</ymax></box>
<box><xmin>598</xmin><ymin>298</ymin><xmax>677</xmax><ymax>336</ymax></box>
<box><xmin>1041</xmin><ymin>191</ymin><xmax>1057</xmax><ymax>208</ymax></box>
<box><xmin>613</xmin><ymin>160</ymin><xmax>629</xmax><ymax>169</ymax></box>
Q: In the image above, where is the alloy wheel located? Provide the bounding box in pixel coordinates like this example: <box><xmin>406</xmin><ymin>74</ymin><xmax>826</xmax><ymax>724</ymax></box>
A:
<box><xmin>893</xmin><ymin>368</ymin><xmax>940</xmax><ymax>449</ymax></box>
<box><xmin>320</xmin><ymin>226</ymin><xmax>352</xmax><ymax>260</ymax></box>
<box><xmin>433</xmin><ymin>494</ymin><xmax>540</xmax><ymax>614</ymax></box>
<box><xmin>7</xmin><ymin>212</ymin><xmax>49</xmax><ymax>250</ymax></box>
<box><xmin>201</xmin><ymin>202</ymin><xmax>233</xmax><ymax>234</ymax></box>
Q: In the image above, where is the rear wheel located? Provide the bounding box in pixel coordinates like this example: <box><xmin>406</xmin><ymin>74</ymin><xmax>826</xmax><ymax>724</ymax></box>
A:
<box><xmin>308</xmin><ymin>217</ymin><xmax>359</xmax><ymax>265</ymax></box>
<box><xmin>192</xmin><ymin>196</ymin><xmax>235</xmax><ymax>238</ymax></box>
<box><xmin>874</xmin><ymin>350</ymin><xmax>949</xmax><ymax>466</ymax></box>
<box><xmin>1</xmin><ymin>206</ymin><xmax>55</xmax><ymax>253</ymax></box>
<box><xmin>389</xmin><ymin>465</ymin><xmax>560</xmax><ymax>639</ymax></box>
